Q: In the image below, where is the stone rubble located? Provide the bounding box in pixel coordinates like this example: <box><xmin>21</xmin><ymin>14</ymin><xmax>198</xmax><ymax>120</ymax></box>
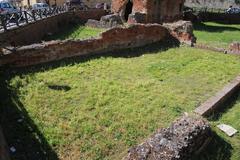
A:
<box><xmin>86</xmin><ymin>14</ymin><xmax>124</xmax><ymax>28</ymax></box>
<box><xmin>163</xmin><ymin>21</ymin><xmax>196</xmax><ymax>46</ymax></box>
<box><xmin>124</xmin><ymin>114</ymin><xmax>211</xmax><ymax>160</ymax></box>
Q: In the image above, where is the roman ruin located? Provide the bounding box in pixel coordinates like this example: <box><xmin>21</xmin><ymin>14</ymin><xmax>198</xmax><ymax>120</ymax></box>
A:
<box><xmin>111</xmin><ymin>0</ymin><xmax>185</xmax><ymax>23</ymax></box>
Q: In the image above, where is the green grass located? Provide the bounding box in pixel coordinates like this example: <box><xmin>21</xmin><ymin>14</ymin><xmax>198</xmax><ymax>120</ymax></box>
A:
<box><xmin>196</xmin><ymin>94</ymin><xmax>240</xmax><ymax>160</ymax></box>
<box><xmin>45</xmin><ymin>25</ymin><xmax>104</xmax><ymax>40</ymax></box>
<box><xmin>2</xmin><ymin>47</ymin><xmax>240</xmax><ymax>160</ymax></box>
<box><xmin>194</xmin><ymin>22</ymin><xmax>240</xmax><ymax>48</ymax></box>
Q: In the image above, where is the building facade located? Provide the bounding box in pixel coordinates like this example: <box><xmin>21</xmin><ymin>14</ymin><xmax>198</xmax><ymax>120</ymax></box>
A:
<box><xmin>21</xmin><ymin>0</ymin><xmax>65</xmax><ymax>7</ymax></box>
<box><xmin>111</xmin><ymin>0</ymin><xmax>185</xmax><ymax>23</ymax></box>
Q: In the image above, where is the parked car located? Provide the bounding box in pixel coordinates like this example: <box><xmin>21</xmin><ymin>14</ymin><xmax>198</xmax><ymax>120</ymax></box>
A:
<box><xmin>0</xmin><ymin>1</ymin><xmax>19</xmax><ymax>15</ymax></box>
<box><xmin>32</xmin><ymin>3</ymin><xmax>49</xmax><ymax>11</ymax></box>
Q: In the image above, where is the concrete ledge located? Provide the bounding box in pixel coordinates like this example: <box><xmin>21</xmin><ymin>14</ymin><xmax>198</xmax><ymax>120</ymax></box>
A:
<box><xmin>195</xmin><ymin>76</ymin><xmax>240</xmax><ymax>116</ymax></box>
<box><xmin>0</xmin><ymin>126</ymin><xmax>10</xmax><ymax>160</ymax></box>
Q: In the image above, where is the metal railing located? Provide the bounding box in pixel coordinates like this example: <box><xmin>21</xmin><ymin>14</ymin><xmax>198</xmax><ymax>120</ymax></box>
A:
<box><xmin>0</xmin><ymin>6</ymin><xmax>68</xmax><ymax>32</ymax></box>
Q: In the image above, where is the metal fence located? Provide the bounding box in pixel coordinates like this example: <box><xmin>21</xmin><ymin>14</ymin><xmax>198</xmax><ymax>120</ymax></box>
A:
<box><xmin>0</xmin><ymin>6</ymin><xmax>68</xmax><ymax>32</ymax></box>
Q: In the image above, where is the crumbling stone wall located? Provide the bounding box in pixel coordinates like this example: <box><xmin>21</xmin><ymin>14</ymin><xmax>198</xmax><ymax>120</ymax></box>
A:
<box><xmin>86</xmin><ymin>14</ymin><xmax>124</xmax><ymax>28</ymax></box>
<box><xmin>163</xmin><ymin>21</ymin><xmax>196</xmax><ymax>46</ymax></box>
<box><xmin>0</xmin><ymin>24</ymin><xmax>169</xmax><ymax>67</ymax></box>
<box><xmin>111</xmin><ymin>0</ymin><xmax>185</xmax><ymax>23</ymax></box>
<box><xmin>124</xmin><ymin>114</ymin><xmax>211</xmax><ymax>160</ymax></box>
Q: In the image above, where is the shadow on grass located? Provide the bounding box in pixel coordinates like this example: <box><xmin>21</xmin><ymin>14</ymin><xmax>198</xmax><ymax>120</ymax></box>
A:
<box><xmin>194</xmin><ymin>22</ymin><xmax>240</xmax><ymax>33</ymax></box>
<box><xmin>0</xmin><ymin>72</ymin><xmax>59</xmax><ymax>160</ymax></box>
<box><xmin>48</xmin><ymin>85</ymin><xmax>71</xmax><ymax>91</ymax></box>
<box><xmin>193</xmin><ymin>131</ymin><xmax>233</xmax><ymax>160</ymax></box>
<box><xmin>5</xmin><ymin>36</ymin><xmax>180</xmax><ymax>77</ymax></box>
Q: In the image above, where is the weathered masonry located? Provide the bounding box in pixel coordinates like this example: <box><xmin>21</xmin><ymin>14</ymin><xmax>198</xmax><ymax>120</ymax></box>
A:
<box><xmin>111</xmin><ymin>0</ymin><xmax>185</xmax><ymax>23</ymax></box>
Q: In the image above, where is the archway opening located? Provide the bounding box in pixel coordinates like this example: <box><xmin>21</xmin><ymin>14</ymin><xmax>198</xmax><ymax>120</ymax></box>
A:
<box><xmin>124</xmin><ymin>0</ymin><xmax>133</xmax><ymax>21</ymax></box>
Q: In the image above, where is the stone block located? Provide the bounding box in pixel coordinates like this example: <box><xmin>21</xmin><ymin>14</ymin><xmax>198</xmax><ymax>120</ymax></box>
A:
<box><xmin>217</xmin><ymin>124</ymin><xmax>238</xmax><ymax>137</ymax></box>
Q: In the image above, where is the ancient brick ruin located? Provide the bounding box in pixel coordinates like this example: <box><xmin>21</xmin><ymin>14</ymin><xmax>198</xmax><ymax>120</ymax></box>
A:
<box><xmin>0</xmin><ymin>24</ymin><xmax>169</xmax><ymax>67</ymax></box>
<box><xmin>111</xmin><ymin>0</ymin><xmax>185</xmax><ymax>23</ymax></box>
<box><xmin>124</xmin><ymin>115</ymin><xmax>211</xmax><ymax>160</ymax></box>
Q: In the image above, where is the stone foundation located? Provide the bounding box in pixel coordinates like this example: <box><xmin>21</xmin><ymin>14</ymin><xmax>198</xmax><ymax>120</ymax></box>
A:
<box><xmin>124</xmin><ymin>114</ymin><xmax>211</xmax><ymax>160</ymax></box>
<box><xmin>0</xmin><ymin>24</ymin><xmax>169</xmax><ymax>67</ymax></box>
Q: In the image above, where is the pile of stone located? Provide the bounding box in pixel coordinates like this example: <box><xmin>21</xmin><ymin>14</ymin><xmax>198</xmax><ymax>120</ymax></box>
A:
<box><xmin>124</xmin><ymin>114</ymin><xmax>211</xmax><ymax>160</ymax></box>
<box><xmin>86</xmin><ymin>14</ymin><xmax>124</xmax><ymax>28</ymax></box>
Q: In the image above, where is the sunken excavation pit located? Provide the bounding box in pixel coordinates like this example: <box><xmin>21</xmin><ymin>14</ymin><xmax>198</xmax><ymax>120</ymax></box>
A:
<box><xmin>2</xmin><ymin>0</ymin><xmax>238</xmax><ymax>159</ymax></box>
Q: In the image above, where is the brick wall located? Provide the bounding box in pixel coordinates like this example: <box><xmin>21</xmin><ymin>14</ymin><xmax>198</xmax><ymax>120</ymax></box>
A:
<box><xmin>0</xmin><ymin>24</ymin><xmax>169</xmax><ymax>67</ymax></box>
<box><xmin>111</xmin><ymin>0</ymin><xmax>184</xmax><ymax>23</ymax></box>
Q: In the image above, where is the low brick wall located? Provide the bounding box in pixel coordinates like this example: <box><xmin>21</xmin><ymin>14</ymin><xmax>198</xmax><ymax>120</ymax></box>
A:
<box><xmin>0</xmin><ymin>9</ymin><xmax>108</xmax><ymax>47</ymax></box>
<box><xmin>0</xmin><ymin>24</ymin><xmax>169</xmax><ymax>67</ymax></box>
<box><xmin>195</xmin><ymin>75</ymin><xmax>240</xmax><ymax>116</ymax></box>
<box><xmin>124</xmin><ymin>114</ymin><xmax>211</xmax><ymax>160</ymax></box>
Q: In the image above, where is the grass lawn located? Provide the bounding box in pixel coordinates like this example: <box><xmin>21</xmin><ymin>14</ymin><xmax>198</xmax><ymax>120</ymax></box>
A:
<box><xmin>194</xmin><ymin>22</ymin><xmax>240</xmax><ymax>48</ymax></box>
<box><xmin>196</xmin><ymin>93</ymin><xmax>240</xmax><ymax>160</ymax></box>
<box><xmin>45</xmin><ymin>25</ymin><xmax>104</xmax><ymax>41</ymax></box>
<box><xmin>1</xmin><ymin>46</ymin><xmax>240</xmax><ymax>160</ymax></box>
